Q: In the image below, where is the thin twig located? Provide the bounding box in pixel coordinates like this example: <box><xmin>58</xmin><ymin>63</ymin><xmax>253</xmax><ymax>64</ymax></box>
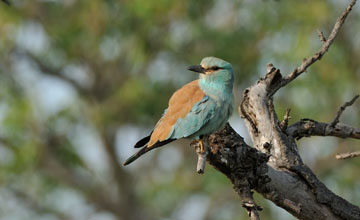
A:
<box><xmin>280</xmin><ymin>108</ymin><xmax>291</xmax><ymax>130</ymax></box>
<box><xmin>330</xmin><ymin>95</ymin><xmax>359</xmax><ymax>127</ymax></box>
<box><xmin>317</xmin><ymin>30</ymin><xmax>327</xmax><ymax>43</ymax></box>
<box><xmin>336</xmin><ymin>151</ymin><xmax>360</xmax><ymax>160</ymax></box>
<box><xmin>278</xmin><ymin>0</ymin><xmax>357</xmax><ymax>90</ymax></box>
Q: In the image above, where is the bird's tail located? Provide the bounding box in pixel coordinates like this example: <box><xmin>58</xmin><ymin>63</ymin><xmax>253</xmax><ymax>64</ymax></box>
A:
<box><xmin>123</xmin><ymin>146</ymin><xmax>151</xmax><ymax>166</ymax></box>
<box><xmin>124</xmin><ymin>138</ymin><xmax>176</xmax><ymax>166</ymax></box>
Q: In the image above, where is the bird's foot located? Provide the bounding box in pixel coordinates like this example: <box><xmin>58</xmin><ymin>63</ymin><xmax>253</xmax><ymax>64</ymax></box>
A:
<box><xmin>199</xmin><ymin>139</ymin><xmax>205</xmax><ymax>154</ymax></box>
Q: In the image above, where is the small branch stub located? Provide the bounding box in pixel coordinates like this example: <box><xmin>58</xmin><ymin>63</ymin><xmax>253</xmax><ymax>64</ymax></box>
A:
<box><xmin>280</xmin><ymin>108</ymin><xmax>292</xmax><ymax>131</ymax></box>
<box><xmin>266</xmin><ymin>63</ymin><xmax>275</xmax><ymax>74</ymax></box>
<box><xmin>192</xmin><ymin>139</ymin><xmax>209</xmax><ymax>174</ymax></box>
<box><xmin>196</xmin><ymin>149</ymin><xmax>207</xmax><ymax>174</ymax></box>
<box><xmin>317</xmin><ymin>30</ymin><xmax>327</xmax><ymax>43</ymax></box>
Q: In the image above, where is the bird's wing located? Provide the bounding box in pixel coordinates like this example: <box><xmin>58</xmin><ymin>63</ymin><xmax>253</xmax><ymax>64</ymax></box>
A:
<box><xmin>168</xmin><ymin>95</ymin><xmax>216</xmax><ymax>139</ymax></box>
<box><xmin>147</xmin><ymin>80</ymin><xmax>214</xmax><ymax>147</ymax></box>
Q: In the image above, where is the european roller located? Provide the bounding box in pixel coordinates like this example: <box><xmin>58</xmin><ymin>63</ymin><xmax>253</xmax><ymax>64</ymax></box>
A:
<box><xmin>123</xmin><ymin>57</ymin><xmax>234</xmax><ymax>166</ymax></box>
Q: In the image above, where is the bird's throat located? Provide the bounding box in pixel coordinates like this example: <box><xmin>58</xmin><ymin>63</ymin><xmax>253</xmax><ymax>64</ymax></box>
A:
<box><xmin>198</xmin><ymin>78</ymin><xmax>233</xmax><ymax>100</ymax></box>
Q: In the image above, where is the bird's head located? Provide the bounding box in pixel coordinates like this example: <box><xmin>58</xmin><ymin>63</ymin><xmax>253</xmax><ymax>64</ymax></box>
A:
<box><xmin>188</xmin><ymin>57</ymin><xmax>234</xmax><ymax>86</ymax></box>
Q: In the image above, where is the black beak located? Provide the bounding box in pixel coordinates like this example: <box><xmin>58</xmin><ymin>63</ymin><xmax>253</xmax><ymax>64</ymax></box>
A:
<box><xmin>187</xmin><ymin>65</ymin><xmax>205</xmax><ymax>74</ymax></box>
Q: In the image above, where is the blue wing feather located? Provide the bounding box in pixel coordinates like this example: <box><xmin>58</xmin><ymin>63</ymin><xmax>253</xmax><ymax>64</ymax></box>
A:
<box><xmin>167</xmin><ymin>95</ymin><xmax>216</xmax><ymax>139</ymax></box>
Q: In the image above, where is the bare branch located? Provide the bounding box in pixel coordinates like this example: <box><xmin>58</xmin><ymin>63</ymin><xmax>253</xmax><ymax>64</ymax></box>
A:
<box><xmin>336</xmin><ymin>151</ymin><xmax>360</xmax><ymax>160</ymax></box>
<box><xmin>285</xmin><ymin>0</ymin><xmax>356</xmax><ymax>81</ymax></box>
<box><xmin>330</xmin><ymin>95</ymin><xmax>359</xmax><ymax>127</ymax></box>
<box><xmin>208</xmin><ymin>124</ymin><xmax>360</xmax><ymax>219</ymax></box>
<box><xmin>287</xmin><ymin>119</ymin><xmax>360</xmax><ymax>140</ymax></box>
<box><xmin>270</xmin><ymin>0</ymin><xmax>357</xmax><ymax>94</ymax></box>
<box><xmin>287</xmin><ymin>95</ymin><xmax>360</xmax><ymax>139</ymax></box>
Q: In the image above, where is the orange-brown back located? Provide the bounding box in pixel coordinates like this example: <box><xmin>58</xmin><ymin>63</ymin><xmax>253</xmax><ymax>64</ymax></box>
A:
<box><xmin>148</xmin><ymin>80</ymin><xmax>205</xmax><ymax>147</ymax></box>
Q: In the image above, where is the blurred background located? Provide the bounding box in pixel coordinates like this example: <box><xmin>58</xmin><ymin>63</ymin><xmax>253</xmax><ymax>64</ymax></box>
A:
<box><xmin>0</xmin><ymin>0</ymin><xmax>359</xmax><ymax>219</ymax></box>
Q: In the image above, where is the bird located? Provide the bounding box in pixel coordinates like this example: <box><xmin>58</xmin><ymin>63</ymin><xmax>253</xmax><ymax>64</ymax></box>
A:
<box><xmin>123</xmin><ymin>57</ymin><xmax>234</xmax><ymax>166</ymax></box>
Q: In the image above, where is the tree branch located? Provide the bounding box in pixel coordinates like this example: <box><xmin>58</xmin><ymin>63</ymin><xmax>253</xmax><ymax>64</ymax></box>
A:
<box><xmin>330</xmin><ymin>95</ymin><xmax>359</xmax><ymax>127</ymax></box>
<box><xmin>232</xmin><ymin>2</ymin><xmax>360</xmax><ymax>219</ymax></box>
<box><xmin>207</xmin><ymin>124</ymin><xmax>269</xmax><ymax>219</ymax></box>
<box><xmin>336</xmin><ymin>151</ymin><xmax>360</xmax><ymax>159</ymax></box>
<box><xmin>268</xmin><ymin>0</ymin><xmax>357</xmax><ymax>95</ymax></box>
<box><xmin>208</xmin><ymin>123</ymin><xmax>360</xmax><ymax>219</ymax></box>
<box><xmin>287</xmin><ymin>95</ymin><xmax>360</xmax><ymax>140</ymax></box>
<box><xmin>287</xmin><ymin>119</ymin><xmax>360</xmax><ymax>140</ymax></box>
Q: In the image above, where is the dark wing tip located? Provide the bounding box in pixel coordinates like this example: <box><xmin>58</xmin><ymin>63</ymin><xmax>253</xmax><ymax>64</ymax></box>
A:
<box><xmin>134</xmin><ymin>134</ymin><xmax>151</xmax><ymax>148</ymax></box>
<box><xmin>124</xmin><ymin>139</ymin><xmax>176</xmax><ymax>166</ymax></box>
<box><xmin>134</xmin><ymin>131</ymin><xmax>153</xmax><ymax>148</ymax></box>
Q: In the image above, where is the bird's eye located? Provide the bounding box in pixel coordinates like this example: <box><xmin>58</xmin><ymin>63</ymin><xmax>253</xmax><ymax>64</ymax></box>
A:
<box><xmin>211</xmin><ymin>66</ymin><xmax>220</xmax><ymax>71</ymax></box>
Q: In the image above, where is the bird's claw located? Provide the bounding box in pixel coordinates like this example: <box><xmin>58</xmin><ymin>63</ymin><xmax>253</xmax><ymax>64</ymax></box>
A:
<box><xmin>199</xmin><ymin>139</ymin><xmax>205</xmax><ymax>154</ymax></box>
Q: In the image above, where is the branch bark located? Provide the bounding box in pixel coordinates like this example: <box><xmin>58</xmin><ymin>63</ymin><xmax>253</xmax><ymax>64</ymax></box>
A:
<box><xmin>207</xmin><ymin>124</ymin><xmax>269</xmax><ymax>220</ymax></box>
<box><xmin>287</xmin><ymin>95</ymin><xmax>360</xmax><ymax>140</ymax></box>
<box><xmin>287</xmin><ymin>119</ymin><xmax>360</xmax><ymax>140</ymax></box>
<box><xmin>336</xmin><ymin>151</ymin><xmax>360</xmax><ymax>160</ymax></box>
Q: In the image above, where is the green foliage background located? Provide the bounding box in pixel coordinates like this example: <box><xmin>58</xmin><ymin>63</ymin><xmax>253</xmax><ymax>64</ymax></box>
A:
<box><xmin>0</xmin><ymin>0</ymin><xmax>359</xmax><ymax>219</ymax></box>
